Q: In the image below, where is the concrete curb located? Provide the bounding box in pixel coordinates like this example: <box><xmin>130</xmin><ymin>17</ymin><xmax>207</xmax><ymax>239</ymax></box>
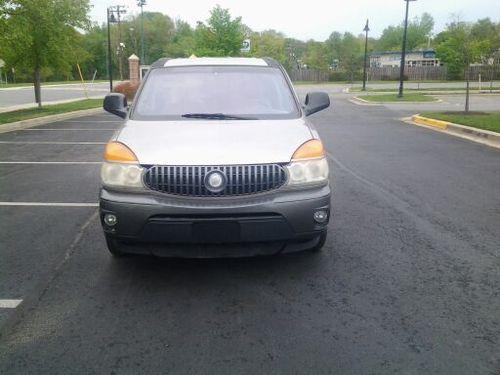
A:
<box><xmin>0</xmin><ymin>108</ymin><xmax>104</xmax><ymax>134</ymax></box>
<box><xmin>352</xmin><ymin>96</ymin><xmax>441</xmax><ymax>105</ymax></box>
<box><xmin>411</xmin><ymin>114</ymin><xmax>500</xmax><ymax>150</ymax></box>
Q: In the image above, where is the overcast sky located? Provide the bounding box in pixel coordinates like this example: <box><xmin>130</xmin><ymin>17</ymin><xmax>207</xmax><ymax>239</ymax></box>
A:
<box><xmin>90</xmin><ymin>0</ymin><xmax>500</xmax><ymax>41</ymax></box>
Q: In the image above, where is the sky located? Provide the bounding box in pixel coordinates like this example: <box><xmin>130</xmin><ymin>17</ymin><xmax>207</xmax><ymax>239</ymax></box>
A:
<box><xmin>90</xmin><ymin>0</ymin><xmax>500</xmax><ymax>41</ymax></box>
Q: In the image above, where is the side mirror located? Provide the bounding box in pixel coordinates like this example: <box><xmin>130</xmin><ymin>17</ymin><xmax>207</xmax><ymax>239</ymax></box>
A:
<box><xmin>304</xmin><ymin>92</ymin><xmax>330</xmax><ymax>116</ymax></box>
<box><xmin>103</xmin><ymin>93</ymin><xmax>128</xmax><ymax>119</ymax></box>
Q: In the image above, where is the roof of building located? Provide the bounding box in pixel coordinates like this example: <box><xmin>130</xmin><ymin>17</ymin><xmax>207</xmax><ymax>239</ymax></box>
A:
<box><xmin>370</xmin><ymin>49</ymin><xmax>436</xmax><ymax>57</ymax></box>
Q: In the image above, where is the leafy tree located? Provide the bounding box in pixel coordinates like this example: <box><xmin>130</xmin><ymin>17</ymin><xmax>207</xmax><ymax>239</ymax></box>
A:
<box><xmin>436</xmin><ymin>21</ymin><xmax>490</xmax><ymax>112</ymax></box>
<box><xmin>194</xmin><ymin>5</ymin><xmax>244</xmax><ymax>56</ymax></box>
<box><xmin>376</xmin><ymin>12</ymin><xmax>434</xmax><ymax>51</ymax></box>
<box><xmin>164</xmin><ymin>19</ymin><xmax>195</xmax><ymax>58</ymax></box>
<box><xmin>0</xmin><ymin>0</ymin><xmax>90</xmax><ymax>106</ymax></box>
<box><xmin>303</xmin><ymin>40</ymin><xmax>330</xmax><ymax>70</ymax></box>
<box><xmin>249</xmin><ymin>30</ymin><xmax>287</xmax><ymax>67</ymax></box>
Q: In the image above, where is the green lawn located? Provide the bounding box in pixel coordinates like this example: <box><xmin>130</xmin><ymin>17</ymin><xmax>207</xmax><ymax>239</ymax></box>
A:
<box><xmin>0</xmin><ymin>80</ymin><xmax>107</xmax><ymax>88</ymax></box>
<box><xmin>351</xmin><ymin>87</ymin><xmax>500</xmax><ymax>93</ymax></box>
<box><xmin>0</xmin><ymin>99</ymin><xmax>102</xmax><ymax>124</ymax></box>
<box><xmin>359</xmin><ymin>94</ymin><xmax>437</xmax><ymax>102</ymax></box>
<box><xmin>420</xmin><ymin>112</ymin><xmax>500</xmax><ymax>133</ymax></box>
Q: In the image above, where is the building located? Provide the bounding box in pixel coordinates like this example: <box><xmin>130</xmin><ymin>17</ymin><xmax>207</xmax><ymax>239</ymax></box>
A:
<box><xmin>370</xmin><ymin>50</ymin><xmax>441</xmax><ymax>68</ymax></box>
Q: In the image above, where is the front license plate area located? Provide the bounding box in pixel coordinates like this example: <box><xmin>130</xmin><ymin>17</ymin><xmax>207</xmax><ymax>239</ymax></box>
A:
<box><xmin>192</xmin><ymin>221</ymin><xmax>241</xmax><ymax>243</ymax></box>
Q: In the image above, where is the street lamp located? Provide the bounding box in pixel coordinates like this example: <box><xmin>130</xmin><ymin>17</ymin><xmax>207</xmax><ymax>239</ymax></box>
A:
<box><xmin>362</xmin><ymin>19</ymin><xmax>370</xmax><ymax>91</ymax></box>
<box><xmin>398</xmin><ymin>0</ymin><xmax>416</xmax><ymax>98</ymax></box>
<box><xmin>137</xmin><ymin>0</ymin><xmax>146</xmax><ymax>64</ymax></box>
<box><xmin>107</xmin><ymin>7</ymin><xmax>117</xmax><ymax>91</ymax></box>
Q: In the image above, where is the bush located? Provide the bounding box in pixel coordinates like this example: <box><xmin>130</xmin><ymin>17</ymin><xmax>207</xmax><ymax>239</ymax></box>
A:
<box><xmin>113</xmin><ymin>81</ymin><xmax>139</xmax><ymax>100</ymax></box>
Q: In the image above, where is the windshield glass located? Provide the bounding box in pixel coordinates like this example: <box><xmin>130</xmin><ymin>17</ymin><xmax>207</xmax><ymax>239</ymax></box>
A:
<box><xmin>132</xmin><ymin>66</ymin><xmax>300</xmax><ymax>120</ymax></box>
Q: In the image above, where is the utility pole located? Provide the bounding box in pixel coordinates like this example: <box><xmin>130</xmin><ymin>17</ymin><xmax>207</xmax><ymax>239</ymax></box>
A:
<box><xmin>137</xmin><ymin>0</ymin><xmax>146</xmax><ymax>64</ymax></box>
<box><xmin>107</xmin><ymin>7</ymin><xmax>115</xmax><ymax>91</ymax></box>
<box><xmin>362</xmin><ymin>19</ymin><xmax>370</xmax><ymax>91</ymax></box>
<box><xmin>398</xmin><ymin>0</ymin><xmax>416</xmax><ymax>98</ymax></box>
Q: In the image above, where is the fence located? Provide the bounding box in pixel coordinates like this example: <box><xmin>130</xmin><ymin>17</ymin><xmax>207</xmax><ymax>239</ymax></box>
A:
<box><xmin>288</xmin><ymin>69</ymin><xmax>330</xmax><ymax>82</ymax></box>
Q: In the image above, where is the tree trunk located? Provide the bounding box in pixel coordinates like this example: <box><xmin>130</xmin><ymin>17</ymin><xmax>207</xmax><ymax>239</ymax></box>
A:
<box><xmin>465</xmin><ymin>66</ymin><xmax>470</xmax><ymax>113</ymax></box>
<box><xmin>34</xmin><ymin>68</ymin><xmax>42</xmax><ymax>108</ymax></box>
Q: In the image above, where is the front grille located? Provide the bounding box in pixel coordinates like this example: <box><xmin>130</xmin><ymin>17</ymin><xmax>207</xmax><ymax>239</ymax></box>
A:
<box><xmin>143</xmin><ymin>164</ymin><xmax>287</xmax><ymax>197</ymax></box>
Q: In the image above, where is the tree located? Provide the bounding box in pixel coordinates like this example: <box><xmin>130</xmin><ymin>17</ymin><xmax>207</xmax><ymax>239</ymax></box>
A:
<box><xmin>250</xmin><ymin>30</ymin><xmax>287</xmax><ymax>67</ymax></box>
<box><xmin>436</xmin><ymin>21</ymin><xmax>490</xmax><ymax>112</ymax></box>
<box><xmin>194</xmin><ymin>5</ymin><xmax>244</xmax><ymax>56</ymax></box>
<box><xmin>303</xmin><ymin>40</ymin><xmax>330</xmax><ymax>70</ymax></box>
<box><xmin>164</xmin><ymin>19</ymin><xmax>195</xmax><ymax>58</ymax></box>
<box><xmin>376</xmin><ymin>12</ymin><xmax>434</xmax><ymax>51</ymax></box>
<box><xmin>0</xmin><ymin>0</ymin><xmax>90</xmax><ymax>107</ymax></box>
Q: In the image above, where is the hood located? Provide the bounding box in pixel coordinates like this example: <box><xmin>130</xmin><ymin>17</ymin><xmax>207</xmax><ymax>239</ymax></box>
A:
<box><xmin>116</xmin><ymin>118</ymin><xmax>314</xmax><ymax>165</ymax></box>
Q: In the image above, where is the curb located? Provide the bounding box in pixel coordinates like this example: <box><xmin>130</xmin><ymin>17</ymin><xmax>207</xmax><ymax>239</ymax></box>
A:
<box><xmin>0</xmin><ymin>108</ymin><xmax>104</xmax><ymax>134</ymax></box>
<box><xmin>352</xmin><ymin>96</ymin><xmax>440</xmax><ymax>105</ymax></box>
<box><xmin>411</xmin><ymin>114</ymin><xmax>500</xmax><ymax>150</ymax></box>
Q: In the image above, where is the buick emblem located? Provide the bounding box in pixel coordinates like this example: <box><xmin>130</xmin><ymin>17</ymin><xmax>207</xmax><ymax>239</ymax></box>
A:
<box><xmin>204</xmin><ymin>170</ymin><xmax>226</xmax><ymax>193</ymax></box>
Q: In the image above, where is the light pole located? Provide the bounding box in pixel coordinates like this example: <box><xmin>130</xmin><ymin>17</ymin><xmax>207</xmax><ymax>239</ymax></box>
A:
<box><xmin>398</xmin><ymin>0</ymin><xmax>416</xmax><ymax>98</ymax></box>
<box><xmin>137</xmin><ymin>0</ymin><xmax>146</xmax><ymax>64</ymax></box>
<box><xmin>106</xmin><ymin>7</ymin><xmax>117</xmax><ymax>91</ymax></box>
<box><xmin>362</xmin><ymin>19</ymin><xmax>370</xmax><ymax>91</ymax></box>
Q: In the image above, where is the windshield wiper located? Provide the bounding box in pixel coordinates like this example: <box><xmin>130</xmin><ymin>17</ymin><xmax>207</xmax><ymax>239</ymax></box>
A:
<box><xmin>181</xmin><ymin>113</ymin><xmax>256</xmax><ymax>120</ymax></box>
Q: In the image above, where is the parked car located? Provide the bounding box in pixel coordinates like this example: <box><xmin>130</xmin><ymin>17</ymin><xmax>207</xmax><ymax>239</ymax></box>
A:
<box><xmin>101</xmin><ymin>57</ymin><xmax>331</xmax><ymax>257</ymax></box>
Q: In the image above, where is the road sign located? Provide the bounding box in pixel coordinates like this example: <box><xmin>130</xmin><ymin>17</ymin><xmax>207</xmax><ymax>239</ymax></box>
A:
<box><xmin>240</xmin><ymin>39</ymin><xmax>251</xmax><ymax>53</ymax></box>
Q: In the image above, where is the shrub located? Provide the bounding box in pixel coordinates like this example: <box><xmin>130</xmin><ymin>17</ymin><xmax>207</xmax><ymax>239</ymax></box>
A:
<box><xmin>113</xmin><ymin>81</ymin><xmax>139</xmax><ymax>100</ymax></box>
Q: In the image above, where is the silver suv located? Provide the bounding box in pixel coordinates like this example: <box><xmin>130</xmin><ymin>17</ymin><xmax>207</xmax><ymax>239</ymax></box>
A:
<box><xmin>101</xmin><ymin>57</ymin><xmax>331</xmax><ymax>257</ymax></box>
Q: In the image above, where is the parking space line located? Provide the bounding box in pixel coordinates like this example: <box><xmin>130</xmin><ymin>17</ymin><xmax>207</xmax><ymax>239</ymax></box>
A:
<box><xmin>65</xmin><ymin>120</ymin><xmax>120</xmax><ymax>123</ymax></box>
<box><xmin>0</xmin><ymin>162</ymin><xmax>101</xmax><ymax>165</ymax></box>
<box><xmin>0</xmin><ymin>141</ymin><xmax>106</xmax><ymax>145</ymax></box>
<box><xmin>20</xmin><ymin>128</ymin><xmax>116</xmax><ymax>131</ymax></box>
<box><xmin>0</xmin><ymin>299</ymin><xmax>23</xmax><ymax>308</ymax></box>
<box><xmin>0</xmin><ymin>202</ymin><xmax>99</xmax><ymax>207</ymax></box>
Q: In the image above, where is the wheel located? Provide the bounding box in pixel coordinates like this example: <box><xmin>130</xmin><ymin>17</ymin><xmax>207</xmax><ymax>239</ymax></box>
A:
<box><xmin>105</xmin><ymin>234</ymin><xmax>128</xmax><ymax>257</ymax></box>
<box><xmin>310</xmin><ymin>232</ymin><xmax>327</xmax><ymax>252</ymax></box>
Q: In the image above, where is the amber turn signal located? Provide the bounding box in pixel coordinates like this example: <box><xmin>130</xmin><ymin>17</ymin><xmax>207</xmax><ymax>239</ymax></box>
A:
<box><xmin>292</xmin><ymin>139</ymin><xmax>325</xmax><ymax>160</ymax></box>
<box><xmin>104</xmin><ymin>142</ymin><xmax>138</xmax><ymax>163</ymax></box>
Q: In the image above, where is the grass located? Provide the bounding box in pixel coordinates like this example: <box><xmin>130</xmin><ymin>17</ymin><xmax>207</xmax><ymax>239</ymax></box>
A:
<box><xmin>359</xmin><ymin>94</ymin><xmax>437</xmax><ymax>102</ymax></box>
<box><xmin>0</xmin><ymin>99</ymin><xmax>102</xmax><ymax>124</ymax></box>
<box><xmin>350</xmin><ymin>87</ymin><xmax>500</xmax><ymax>93</ymax></box>
<box><xmin>420</xmin><ymin>112</ymin><xmax>500</xmax><ymax>133</ymax></box>
<box><xmin>0</xmin><ymin>80</ymin><xmax>107</xmax><ymax>88</ymax></box>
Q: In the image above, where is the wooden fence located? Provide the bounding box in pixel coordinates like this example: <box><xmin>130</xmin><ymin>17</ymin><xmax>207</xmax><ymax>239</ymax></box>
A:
<box><xmin>289</xmin><ymin>65</ymin><xmax>500</xmax><ymax>82</ymax></box>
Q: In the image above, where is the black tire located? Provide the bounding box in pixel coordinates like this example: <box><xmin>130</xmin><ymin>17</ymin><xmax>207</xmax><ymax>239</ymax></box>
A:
<box><xmin>105</xmin><ymin>234</ymin><xmax>128</xmax><ymax>257</ymax></box>
<box><xmin>310</xmin><ymin>232</ymin><xmax>327</xmax><ymax>252</ymax></box>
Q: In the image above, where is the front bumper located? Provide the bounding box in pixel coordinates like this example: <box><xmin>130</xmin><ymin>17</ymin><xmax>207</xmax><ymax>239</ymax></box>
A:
<box><xmin>100</xmin><ymin>184</ymin><xmax>331</xmax><ymax>257</ymax></box>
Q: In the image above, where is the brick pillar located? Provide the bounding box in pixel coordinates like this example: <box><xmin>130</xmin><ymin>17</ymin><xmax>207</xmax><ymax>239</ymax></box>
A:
<box><xmin>128</xmin><ymin>54</ymin><xmax>140</xmax><ymax>85</ymax></box>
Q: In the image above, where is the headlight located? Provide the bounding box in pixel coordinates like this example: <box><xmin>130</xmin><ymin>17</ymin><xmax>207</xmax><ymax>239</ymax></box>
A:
<box><xmin>286</xmin><ymin>157</ymin><xmax>329</xmax><ymax>186</ymax></box>
<box><xmin>101</xmin><ymin>162</ymin><xmax>144</xmax><ymax>189</ymax></box>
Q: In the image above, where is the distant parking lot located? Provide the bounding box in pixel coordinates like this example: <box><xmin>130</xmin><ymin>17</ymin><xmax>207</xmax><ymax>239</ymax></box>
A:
<box><xmin>0</xmin><ymin>88</ymin><xmax>499</xmax><ymax>374</ymax></box>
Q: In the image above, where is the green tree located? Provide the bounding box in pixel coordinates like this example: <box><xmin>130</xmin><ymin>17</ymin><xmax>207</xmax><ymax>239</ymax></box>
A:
<box><xmin>250</xmin><ymin>30</ymin><xmax>287</xmax><ymax>66</ymax></box>
<box><xmin>303</xmin><ymin>40</ymin><xmax>330</xmax><ymax>70</ymax></box>
<box><xmin>436</xmin><ymin>21</ymin><xmax>490</xmax><ymax>112</ymax></box>
<box><xmin>376</xmin><ymin>12</ymin><xmax>434</xmax><ymax>51</ymax></box>
<box><xmin>164</xmin><ymin>19</ymin><xmax>195</xmax><ymax>58</ymax></box>
<box><xmin>194</xmin><ymin>5</ymin><xmax>244</xmax><ymax>56</ymax></box>
<box><xmin>0</xmin><ymin>0</ymin><xmax>90</xmax><ymax>106</ymax></box>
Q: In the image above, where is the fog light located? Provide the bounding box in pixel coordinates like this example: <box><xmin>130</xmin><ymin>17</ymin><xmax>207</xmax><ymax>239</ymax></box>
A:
<box><xmin>104</xmin><ymin>214</ymin><xmax>117</xmax><ymax>226</ymax></box>
<box><xmin>313</xmin><ymin>210</ymin><xmax>328</xmax><ymax>223</ymax></box>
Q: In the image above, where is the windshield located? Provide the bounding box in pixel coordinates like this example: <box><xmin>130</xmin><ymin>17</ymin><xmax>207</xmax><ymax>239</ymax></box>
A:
<box><xmin>131</xmin><ymin>66</ymin><xmax>300</xmax><ymax>120</ymax></box>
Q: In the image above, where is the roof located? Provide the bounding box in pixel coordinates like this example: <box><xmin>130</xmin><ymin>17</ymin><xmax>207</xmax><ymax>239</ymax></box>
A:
<box><xmin>370</xmin><ymin>49</ymin><xmax>436</xmax><ymax>57</ymax></box>
<box><xmin>162</xmin><ymin>57</ymin><xmax>269</xmax><ymax>67</ymax></box>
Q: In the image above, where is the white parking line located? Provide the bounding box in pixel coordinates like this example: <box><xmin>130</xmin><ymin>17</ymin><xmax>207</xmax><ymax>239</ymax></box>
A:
<box><xmin>20</xmin><ymin>128</ymin><xmax>116</xmax><ymax>131</ymax></box>
<box><xmin>0</xmin><ymin>141</ymin><xmax>106</xmax><ymax>145</ymax></box>
<box><xmin>0</xmin><ymin>162</ymin><xmax>101</xmax><ymax>165</ymax></box>
<box><xmin>0</xmin><ymin>202</ymin><xmax>99</xmax><ymax>207</ymax></box>
<box><xmin>65</xmin><ymin>120</ymin><xmax>120</xmax><ymax>123</ymax></box>
<box><xmin>0</xmin><ymin>299</ymin><xmax>23</xmax><ymax>308</ymax></box>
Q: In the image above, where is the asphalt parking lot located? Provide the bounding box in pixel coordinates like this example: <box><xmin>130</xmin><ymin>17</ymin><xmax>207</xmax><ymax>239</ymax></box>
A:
<box><xmin>1</xmin><ymin>89</ymin><xmax>499</xmax><ymax>374</ymax></box>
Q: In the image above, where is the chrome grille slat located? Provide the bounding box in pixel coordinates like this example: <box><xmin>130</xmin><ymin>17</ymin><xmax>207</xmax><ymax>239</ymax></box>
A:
<box><xmin>144</xmin><ymin>164</ymin><xmax>287</xmax><ymax>197</ymax></box>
